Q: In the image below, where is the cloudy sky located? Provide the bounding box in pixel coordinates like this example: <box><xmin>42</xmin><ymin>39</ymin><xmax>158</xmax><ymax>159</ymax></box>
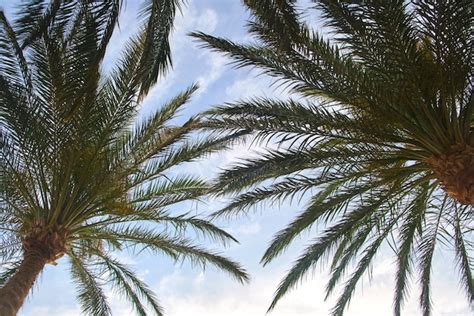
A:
<box><xmin>0</xmin><ymin>1</ymin><xmax>471</xmax><ymax>315</ymax></box>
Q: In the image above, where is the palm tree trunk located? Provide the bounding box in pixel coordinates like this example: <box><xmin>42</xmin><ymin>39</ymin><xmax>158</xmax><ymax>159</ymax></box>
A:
<box><xmin>0</xmin><ymin>251</ymin><xmax>47</xmax><ymax>315</ymax></box>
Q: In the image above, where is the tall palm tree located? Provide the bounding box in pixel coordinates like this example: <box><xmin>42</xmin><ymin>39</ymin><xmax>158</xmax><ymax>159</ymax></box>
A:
<box><xmin>0</xmin><ymin>1</ymin><xmax>248</xmax><ymax>315</ymax></box>
<box><xmin>192</xmin><ymin>0</ymin><xmax>474</xmax><ymax>315</ymax></box>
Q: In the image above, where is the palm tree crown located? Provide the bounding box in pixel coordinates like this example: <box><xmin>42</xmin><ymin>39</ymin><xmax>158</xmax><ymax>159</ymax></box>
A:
<box><xmin>0</xmin><ymin>1</ymin><xmax>248</xmax><ymax>315</ymax></box>
<box><xmin>193</xmin><ymin>0</ymin><xmax>474</xmax><ymax>315</ymax></box>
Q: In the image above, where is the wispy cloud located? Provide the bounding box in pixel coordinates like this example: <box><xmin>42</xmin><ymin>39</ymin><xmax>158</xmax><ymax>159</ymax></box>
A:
<box><xmin>150</xmin><ymin>256</ymin><xmax>472</xmax><ymax>316</ymax></box>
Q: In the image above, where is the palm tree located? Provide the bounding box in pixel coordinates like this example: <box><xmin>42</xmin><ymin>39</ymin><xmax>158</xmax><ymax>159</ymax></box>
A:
<box><xmin>0</xmin><ymin>1</ymin><xmax>248</xmax><ymax>315</ymax></box>
<box><xmin>192</xmin><ymin>0</ymin><xmax>474</xmax><ymax>315</ymax></box>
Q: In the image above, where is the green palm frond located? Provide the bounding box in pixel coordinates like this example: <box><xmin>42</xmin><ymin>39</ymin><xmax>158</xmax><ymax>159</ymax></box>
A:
<box><xmin>417</xmin><ymin>196</ymin><xmax>447</xmax><ymax>316</ymax></box>
<box><xmin>84</xmin><ymin>225</ymin><xmax>248</xmax><ymax>283</ymax></box>
<box><xmin>96</xmin><ymin>253</ymin><xmax>164</xmax><ymax>316</ymax></box>
<box><xmin>242</xmin><ymin>0</ymin><xmax>301</xmax><ymax>50</ymax></box>
<box><xmin>194</xmin><ymin>0</ymin><xmax>474</xmax><ymax>314</ymax></box>
<box><xmin>453</xmin><ymin>206</ymin><xmax>474</xmax><ymax>304</ymax></box>
<box><xmin>0</xmin><ymin>262</ymin><xmax>20</xmax><ymax>288</ymax></box>
<box><xmin>70</xmin><ymin>253</ymin><xmax>112</xmax><ymax>316</ymax></box>
<box><xmin>138</xmin><ymin>0</ymin><xmax>185</xmax><ymax>97</ymax></box>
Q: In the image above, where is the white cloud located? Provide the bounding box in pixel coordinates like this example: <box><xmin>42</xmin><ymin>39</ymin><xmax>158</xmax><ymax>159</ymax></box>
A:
<box><xmin>150</xmin><ymin>256</ymin><xmax>472</xmax><ymax>316</ymax></box>
<box><xmin>22</xmin><ymin>257</ymin><xmax>471</xmax><ymax>316</ymax></box>
<box><xmin>173</xmin><ymin>5</ymin><xmax>218</xmax><ymax>47</ymax></box>
<box><xmin>225</xmin><ymin>76</ymin><xmax>275</xmax><ymax>100</ymax></box>
<box><xmin>195</xmin><ymin>52</ymin><xmax>227</xmax><ymax>96</ymax></box>
<box><xmin>21</xmin><ymin>306</ymin><xmax>81</xmax><ymax>316</ymax></box>
<box><xmin>196</xmin><ymin>9</ymin><xmax>218</xmax><ymax>33</ymax></box>
<box><xmin>233</xmin><ymin>221</ymin><xmax>262</xmax><ymax>236</ymax></box>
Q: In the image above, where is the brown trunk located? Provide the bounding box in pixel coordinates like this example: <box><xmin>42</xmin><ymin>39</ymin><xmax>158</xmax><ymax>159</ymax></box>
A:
<box><xmin>0</xmin><ymin>223</ymin><xmax>68</xmax><ymax>315</ymax></box>
<box><xmin>0</xmin><ymin>251</ymin><xmax>47</xmax><ymax>315</ymax></box>
<box><xmin>427</xmin><ymin>144</ymin><xmax>474</xmax><ymax>205</ymax></box>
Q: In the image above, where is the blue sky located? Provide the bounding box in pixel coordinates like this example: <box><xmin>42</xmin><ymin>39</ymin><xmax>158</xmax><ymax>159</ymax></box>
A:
<box><xmin>0</xmin><ymin>1</ymin><xmax>471</xmax><ymax>315</ymax></box>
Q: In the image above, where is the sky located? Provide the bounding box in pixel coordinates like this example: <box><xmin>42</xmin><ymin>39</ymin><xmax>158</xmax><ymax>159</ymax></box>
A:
<box><xmin>0</xmin><ymin>1</ymin><xmax>472</xmax><ymax>315</ymax></box>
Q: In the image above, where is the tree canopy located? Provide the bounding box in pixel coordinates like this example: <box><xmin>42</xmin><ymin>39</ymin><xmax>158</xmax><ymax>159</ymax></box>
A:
<box><xmin>193</xmin><ymin>0</ymin><xmax>474</xmax><ymax>315</ymax></box>
<box><xmin>0</xmin><ymin>1</ymin><xmax>248</xmax><ymax>315</ymax></box>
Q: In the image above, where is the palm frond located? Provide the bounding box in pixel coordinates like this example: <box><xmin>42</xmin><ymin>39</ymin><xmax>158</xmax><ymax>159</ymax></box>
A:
<box><xmin>94</xmin><ymin>225</ymin><xmax>249</xmax><ymax>283</ymax></box>
<box><xmin>96</xmin><ymin>253</ymin><xmax>164</xmax><ymax>316</ymax></box>
<box><xmin>69</xmin><ymin>253</ymin><xmax>112</xmax><ymax>316</ymax></box>
<box><xmin>137</xmin><ymin>0</ymin><xmax>185</xmax><ymax>97</ymax></box>
<box><xmin>453</xmin><ymin>206</ymin><xmax>474</xmax><ymax>304</ymax></box>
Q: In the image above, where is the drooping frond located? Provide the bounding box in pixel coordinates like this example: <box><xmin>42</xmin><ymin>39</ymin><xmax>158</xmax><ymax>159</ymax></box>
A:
<box><xmin>137</xmin><ymin>0</ymin><xmax>186</xmax><ymax>97</ymax></box>
<box><xmin>86</xmin><ymin>225</ymin><xmax>249</xmax><ymax>283</ymax></box>
<box><xmin>69</xmin><ymin>254</ymin><xmax>112</xmax><ymax>316</ymax></box>
<box><xmin>95</xmin><ymin>253</ymin><xmax>164</xmax><ymax>316</ymax></box>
